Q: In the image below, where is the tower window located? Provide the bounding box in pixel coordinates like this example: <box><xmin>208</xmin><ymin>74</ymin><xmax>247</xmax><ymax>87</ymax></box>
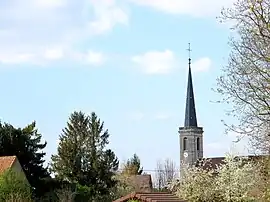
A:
<box><xmin>197</xmin><ymin>137</ymin><xmax>200</xmax><ymax>150</ymax></box>
<box><xmin>183</xmin><ymin>137</ymin><xmax>187</xmax><ymax>151</ymax></box>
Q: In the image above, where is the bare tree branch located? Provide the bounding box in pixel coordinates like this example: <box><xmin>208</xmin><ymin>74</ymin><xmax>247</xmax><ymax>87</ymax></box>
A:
<box><xmin>217</xmin><ymin>0</ymin><xmax>270</xmax><ymax>153</ymax></box>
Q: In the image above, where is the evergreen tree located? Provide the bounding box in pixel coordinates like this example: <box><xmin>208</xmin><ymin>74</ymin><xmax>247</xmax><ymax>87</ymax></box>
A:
<box><xmin>0</xmin><ymin>121</ymin><xmax>50</xmax><ymax>198</ymax></box>
<box><xmin>122</xmin><ymin>154</ymin><xmax>143</xmax><ymax>175</ymax></box>
<box><xmin>51</xmin><ymin>111</ymin><xmax>119</xmax><ymax>199</ymax></box>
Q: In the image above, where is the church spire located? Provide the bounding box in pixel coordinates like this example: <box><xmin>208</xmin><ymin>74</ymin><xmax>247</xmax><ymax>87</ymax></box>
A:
<box><xmin>184</xmin><ymin>43</ymin><xmax>198</xmax><ymax>127</ymax></box>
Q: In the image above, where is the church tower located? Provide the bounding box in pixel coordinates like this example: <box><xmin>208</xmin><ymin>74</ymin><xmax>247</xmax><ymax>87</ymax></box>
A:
<box><xmin>179</xmin><ymin>45</ymin><xmax>203</xmax><ymax>167</ymax></box>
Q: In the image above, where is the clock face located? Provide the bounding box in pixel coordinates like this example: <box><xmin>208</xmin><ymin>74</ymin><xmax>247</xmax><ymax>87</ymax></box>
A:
<box><xmin>183</xmin><ymin>152</ymin><xmax>188</xmax><ymax>158</ymax></box>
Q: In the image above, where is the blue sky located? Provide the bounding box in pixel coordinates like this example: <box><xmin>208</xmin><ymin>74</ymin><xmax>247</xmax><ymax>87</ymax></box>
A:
<box><xmin>0</xmin><ymin>0</ymin><xmax>249</xmax><ymax>173</ymax></box>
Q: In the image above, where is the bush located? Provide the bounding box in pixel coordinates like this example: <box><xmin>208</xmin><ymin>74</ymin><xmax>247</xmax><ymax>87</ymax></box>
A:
<box><xmin>169</xmin><ymin>154</ymin><xmax>260</xmax><ymax>202</ymax></box>
<box><xmin>0</xmin><ymin>169</ymin><xmax>32</xmax><ymax>201</ymax></box>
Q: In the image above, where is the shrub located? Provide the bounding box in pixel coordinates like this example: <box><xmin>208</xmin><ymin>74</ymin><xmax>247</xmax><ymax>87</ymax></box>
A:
<box><xmin>0</xmin><ymin>169</ymin><xmax>32</xmax><ymax>201</ymax></box>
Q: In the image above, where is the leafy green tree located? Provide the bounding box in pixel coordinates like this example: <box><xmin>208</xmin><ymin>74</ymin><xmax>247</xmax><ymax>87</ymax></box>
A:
<box><xmin>122</xmin><ymin>154</ymin><xmax>143</xmax><ymax>175</ymax></box>
<box><xmin>0</xmin><ymin>121</ymin><xmax>49</xmax><ymax>197</ymax></box>
<box><xmin>0</xmin><ymin>169</ymin><xmax>32</xmax><ymax>201</ymax></box>
<box><xmin>51</xmin><ymin>111</ymin><xmax>119</xmax><ymax>200</ymax></box>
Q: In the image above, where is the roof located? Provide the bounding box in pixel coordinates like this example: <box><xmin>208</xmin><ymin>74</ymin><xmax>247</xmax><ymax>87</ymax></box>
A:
<box><xmin>113</xmin><ymin>192</ymin><xmax>187</xmax><ymax>202</ymax></box>
<box><xmin>0</xmin><ymin>156</ymin><xmax>17</xmax><ymax>174</ymax></box>
<box><xmin>197</xmin><ymin>155</ymin><xmax>266</xmax><ymax>170</ymax></box>
<box><xmin>184</xmin><ymin>60</ymin><xmax>198</xmax><ymax>127</ymax></box>
<box><xmin>129</xmin><ymin>175</ymin><xmax>152</xmax><ymax>193</ymax></box>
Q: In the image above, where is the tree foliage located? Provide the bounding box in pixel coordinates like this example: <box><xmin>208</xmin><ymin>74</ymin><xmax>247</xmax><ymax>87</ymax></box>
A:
<box><xmin>0</xmin><ymin>169</ymin><xmax>32</xmax><ymax>201</ymax></box>
<box><xmin>169</xmin><ymin>154</ymin><xmax>260</xmax><ymax>201</ymax></box>
<box><xmin>122</xmin><ymin>154</ymin><xmax>143</xmax><ymax>175</ymax></box>
<box><xmin>254</xmin><ymin>156</ymin><xmax>270</xmax><ymax>201</ymax></box>
<box><xmin>0</xmin><ymin>121</ymin><xmax>49</xmax><ymax>197</ymax></box>
<box><xmin>215</xmin><ymin>154</ymin><xmax>259</xmax><ymax>201</ymax></box>
<box><xmin>109</xmin><ymin>174</ymin><xmax>136</xmax><ymax>200</ymax></box>
<box><xmin>217</xmin><ymin>0</ymin><xmax>270</xmax><ymax>152</ymax></box>
<box><xmin>51</xmin><ymin>111</ymin><xmax>119</xmax><ymax>200</ymax></box>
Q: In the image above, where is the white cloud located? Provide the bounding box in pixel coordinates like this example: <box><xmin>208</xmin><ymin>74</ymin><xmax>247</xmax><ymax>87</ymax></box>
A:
<box><xmin>192</xmin><ymin>57</ymin><xmax>212</xmax><ymax>73</ymax></box>
<box><xmin>129</xmin><ymin>0</ymin><xmax>234</xmax><ymax>17</ymax></box>
<box><xmin>71</xmin><ymin>50</ymin><xmax>106</xmax><ymax>66</ymax></box>
<box><xmin>85</xmin><ymin>51</ymin><xmax>106</xmax><ymax>65</ymax></box>
<box><xmin>88</xmin><ymin>0</ymin><xmax>129</xmax><ymax>35</ymax></box>
<box><xmin>0</xmin><ymin>53</ymin><xmax>36</xmax><ymax>64</ymax></box>
<box><xmin>43</xmin><ymin>47</ymin><xmax>64</xmax><ymax>60</ymax></box>
<box><xmin>0</xmin><ymin>48</ymin><xmax>105</xmax><ymax>66</ymax></box>
<box><xmin>0</xmin><ymin>0</ymin><xmax>128</xmax><ymax>65</ymax></box>
<box><xmin>131</xmin><ymin>50</ymin><xmax>178</xmax><ymax>74</ymax></box>
<box><xmin>132</xmin><ymin>50</ymin><xmax>212</xmax><ymax>74</ymax></box>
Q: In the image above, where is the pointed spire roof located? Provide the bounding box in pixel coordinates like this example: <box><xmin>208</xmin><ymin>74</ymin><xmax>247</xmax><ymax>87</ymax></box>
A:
<box><xmin>184</xmin><ymin>56</ymin><xmax>198</xmax><ymax>127</ymax></box>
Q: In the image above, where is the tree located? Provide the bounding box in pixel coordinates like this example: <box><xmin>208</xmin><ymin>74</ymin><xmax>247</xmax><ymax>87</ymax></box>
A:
<box><xmin>122</xmin><ymin>154</ymin><xmax>143</xmax><ymax>175</ymax></box>
<box><xmin>108</xmin><ymin>174</ymin><xmax>136</xmax><ymax>201</ymax></box>
<box><xmin>215</xmin><ymin>154</ymin><xmax>259</xmax><ymax>201</ymax></box>
<box><xmin>0</xmin><ymin>169</ymin><xmax>32</xmax><ymax>201</ymax></box>
<box><xmin>254</xmin><ymin>156</ymin><xmax>270</xmax><ymax>201</ymax></box>
<box><xmin>169</xmin><ymin>154</ymin><xmax>260</xmax><ymax>201</ymax></box>
<box><xmin>216</xmin><ymin>0</ymin><xmax>270</xmax><ymax>152</ymax></box>
<box><xmin>51</xmin><ymin>111</ymin><xmax>119</xmax><ymax>200</ymax></box>
<box><xmin>0</xmin><ymin>121</ymin><xmax>49</xmax><ymax>198</ymax></box>
<box><xmin>154</xmin><ymin>158</ymin><xmax>177</xmax><ymax>191</ymax></box>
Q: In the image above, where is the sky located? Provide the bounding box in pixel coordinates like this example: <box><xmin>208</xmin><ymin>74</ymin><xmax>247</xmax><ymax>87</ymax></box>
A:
<box><xmin>0</xmin><ymin>0</ymin><xmax>250</xmax><ymax>174</ymax></box>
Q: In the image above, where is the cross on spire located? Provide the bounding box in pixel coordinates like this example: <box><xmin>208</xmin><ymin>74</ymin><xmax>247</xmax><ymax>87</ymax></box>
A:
<box><xmin>187</xmin><ymin>43</ymin><xmax>192</xmax><ymax>66</ymax></box>
<box><xmin>184</xmin><ymin>42</ymin><xmax>197</xmax><ymax>127</ymax></box>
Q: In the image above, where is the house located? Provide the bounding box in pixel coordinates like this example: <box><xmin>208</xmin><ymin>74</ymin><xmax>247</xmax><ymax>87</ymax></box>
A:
<box><xmin>114</xmin><ymin>173</ymin><xmax>186</xmax><ymax>201</ymax></box>
<box><xmin>0</xmin><ymin>155</ymin><xmax>29</xmax><ymax>183</ymax></box>
<box><xmin>113</xmin><ymin>192</ymin><xmax>187</xmax><ymax>202</ymax></box>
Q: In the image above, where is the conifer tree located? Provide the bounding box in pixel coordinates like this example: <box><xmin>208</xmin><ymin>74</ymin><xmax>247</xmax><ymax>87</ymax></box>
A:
<box><xmin>122</xmin><ymin>154</ymin><xmax>143</xmax><ymax>175</ymax></box>
<box><xmin>51</xmin><ymin>111</ymin><xmax>119</xmax><ymax>199</ymax></box>
<box><xmin>0</xmin><ymin>121</ymin><xmax>49</xmax><ymax>198</ymax></box>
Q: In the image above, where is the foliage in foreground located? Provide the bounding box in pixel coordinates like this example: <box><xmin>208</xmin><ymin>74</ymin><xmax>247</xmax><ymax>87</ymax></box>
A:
<box><xmin>168</xmin><ymin>154</ymin><xmax>261</xmax><ymax>202</ymax></box>
<box><xmin>0</xmin><ymin>169</ymin><xmax>32</xmax><ymax>201</ymax></box>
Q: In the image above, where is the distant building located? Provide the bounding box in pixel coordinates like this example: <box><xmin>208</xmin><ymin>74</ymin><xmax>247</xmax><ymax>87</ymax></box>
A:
<box><xmin>178</xmin><ymin>54</ymin><xmax>266</xmax><ymax>171</ymax></box>
<box><xmin>179</xmin><ymin>55</ymin><xmax>203</xmax><ymax>168</ymax></box>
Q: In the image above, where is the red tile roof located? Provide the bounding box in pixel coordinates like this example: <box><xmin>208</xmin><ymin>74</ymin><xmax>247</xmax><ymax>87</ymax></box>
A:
<box><xmin>113</xmin><ymin>192</ymin><xmax>187</xmax><ymax>202</ymax></box>
<box><xmin>0</xmin><ymin>156</ymin><xmax>17</xmax><ymax>174</ymax></box>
